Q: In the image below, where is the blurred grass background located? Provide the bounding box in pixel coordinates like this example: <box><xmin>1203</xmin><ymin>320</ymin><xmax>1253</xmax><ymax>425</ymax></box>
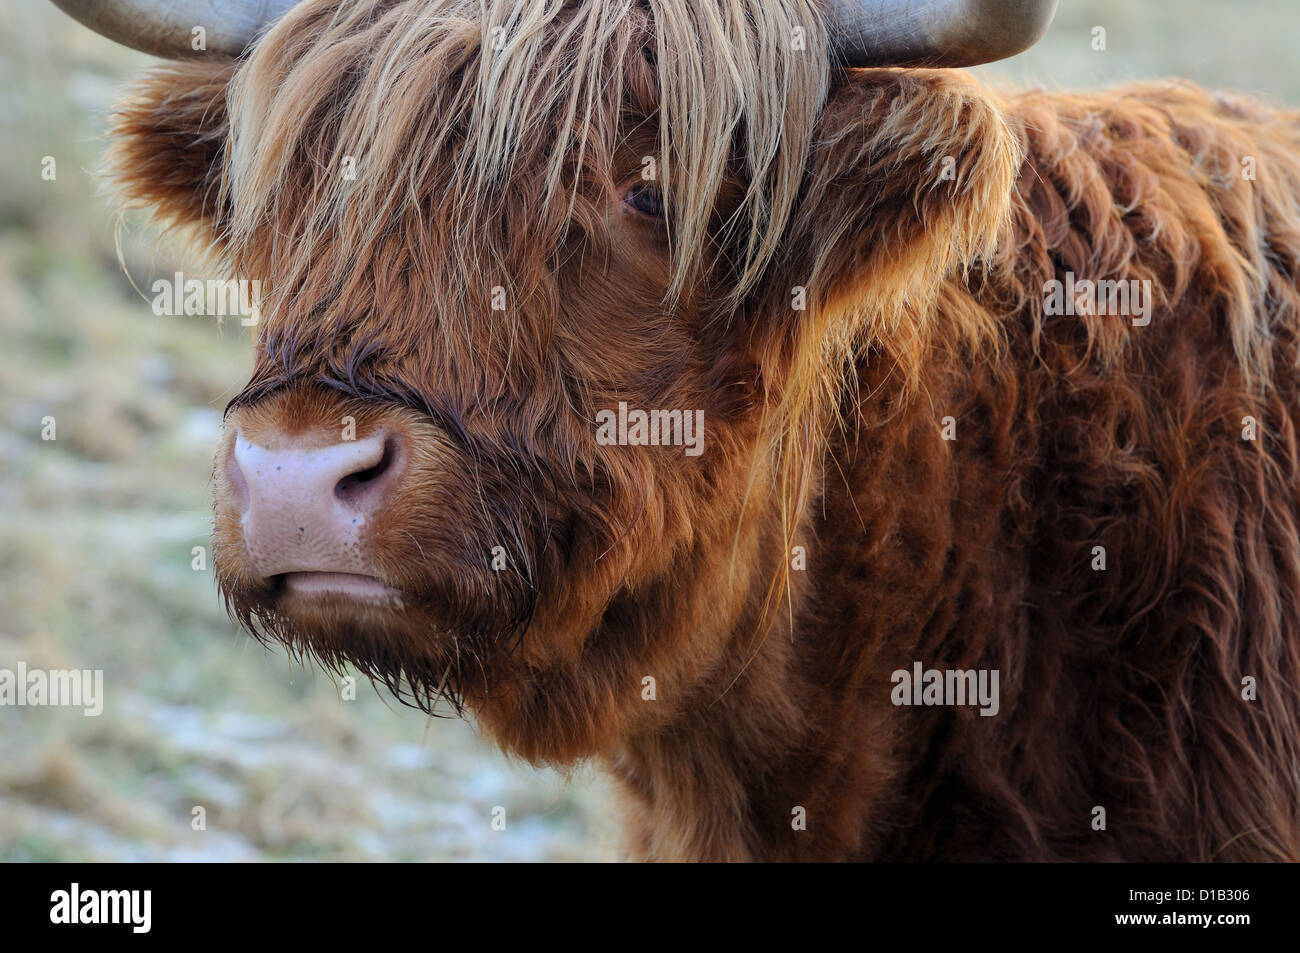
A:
<box><xmin>1</xmin><ymin>0</ymin><xmax>1297</xmax><ymax>862</ymax></box>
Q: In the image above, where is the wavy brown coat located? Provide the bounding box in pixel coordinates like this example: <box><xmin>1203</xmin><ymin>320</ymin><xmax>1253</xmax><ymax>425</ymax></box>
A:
<box><xmin>104</xmin><ymin>0</ymin><xmax>1300</xmax><ymax>860</ymax></box>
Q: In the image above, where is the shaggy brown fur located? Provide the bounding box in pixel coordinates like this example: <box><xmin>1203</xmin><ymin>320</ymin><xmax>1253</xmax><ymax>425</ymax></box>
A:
<box><xmin>102</xmin><ymin>0</ymin><xmax>1300</xmax><ymax>860</ymax></box>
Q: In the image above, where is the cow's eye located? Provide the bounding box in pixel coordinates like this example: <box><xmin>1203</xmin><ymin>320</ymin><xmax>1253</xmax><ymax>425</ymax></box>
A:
<box><xmin>625</xmin><ymin>182</ymin><xmax>665</xmax><ymax>218</ymax></box>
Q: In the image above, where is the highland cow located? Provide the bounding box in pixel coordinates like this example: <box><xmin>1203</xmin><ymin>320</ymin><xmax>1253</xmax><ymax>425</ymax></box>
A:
<box><xmin>53</xmin><ymin>0</ymin><xmax>1300</xmax><ymax>860</ymax></box>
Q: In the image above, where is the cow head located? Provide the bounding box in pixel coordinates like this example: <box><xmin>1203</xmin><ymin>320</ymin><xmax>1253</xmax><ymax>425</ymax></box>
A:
<box><xmin>62</xmin><ymin>0</ymin><xmax>1052</xmax><ymax>760</ymax></box>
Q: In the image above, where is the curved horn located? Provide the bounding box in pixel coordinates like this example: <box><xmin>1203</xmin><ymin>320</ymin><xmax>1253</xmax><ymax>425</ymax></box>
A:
<box><xmin>48</xmin><ymin>0</ymin><xmax>299</xmax><ymax>58</ymax></box>
<box><xmin>830</xmin><ymin>0</ymin><xmax>1059</xmax><ymax>68</ymax></box>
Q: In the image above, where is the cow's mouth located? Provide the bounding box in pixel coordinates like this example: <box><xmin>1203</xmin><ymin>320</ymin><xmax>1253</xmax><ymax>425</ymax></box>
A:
<box><xmin>274</xmin><ymin>571</ymin><xmax>404</xmax><ymax>607</ymax></box>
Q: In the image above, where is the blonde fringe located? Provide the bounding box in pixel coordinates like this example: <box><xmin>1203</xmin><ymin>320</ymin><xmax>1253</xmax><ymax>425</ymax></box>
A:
<box><xmin>223</xmin><ymin>0</ymin><xmax>828</xmax><ymax>307</ymax></box>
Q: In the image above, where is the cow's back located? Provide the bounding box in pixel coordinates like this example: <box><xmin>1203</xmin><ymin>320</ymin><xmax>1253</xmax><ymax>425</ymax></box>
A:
<box><xmin>818</xmin><ymin>81</ymin><xmax>1300</xmax><ymax>860</ymax></box>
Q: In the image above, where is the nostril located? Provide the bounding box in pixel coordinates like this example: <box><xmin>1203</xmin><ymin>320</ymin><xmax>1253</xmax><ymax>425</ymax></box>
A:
<box><xmin>335</xmin><ymin>434</ymin><xmax>402</xmax><ymax>504</ymax></box>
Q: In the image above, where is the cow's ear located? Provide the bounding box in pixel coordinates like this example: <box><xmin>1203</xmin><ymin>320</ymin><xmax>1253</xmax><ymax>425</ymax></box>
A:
<box><xmin>104</xmin><ymin>60</ymin><xmax>237</xmax><ymax>253</ymax></box>
<box><xmin>763</xmin><ymin>68</ymin><xmax>1022</xmax><ymax>375</ymax></box>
